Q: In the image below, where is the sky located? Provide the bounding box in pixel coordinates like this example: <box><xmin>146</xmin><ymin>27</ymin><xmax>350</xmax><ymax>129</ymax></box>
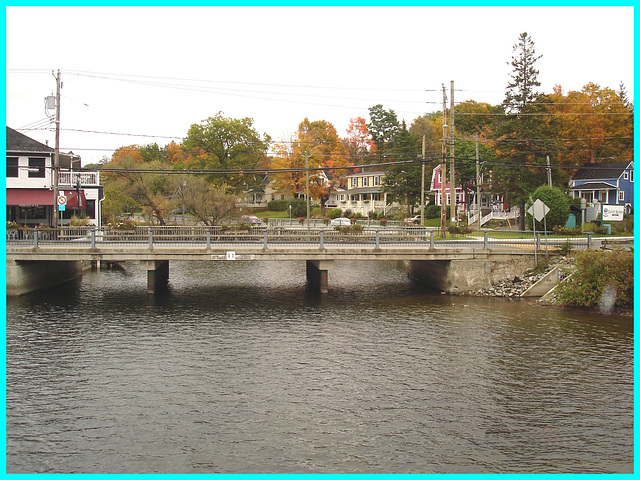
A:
<box><xmin>5</xmin><ymin>5</ymin><xmax>635</xmax><ymax>165</ymax></box>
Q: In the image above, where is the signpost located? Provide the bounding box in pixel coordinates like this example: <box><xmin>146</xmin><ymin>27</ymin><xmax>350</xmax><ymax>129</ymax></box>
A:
<box><xmin>527</xmin><ymin>198</ymin><xmax>550</xmax><ymax>265</ymax></box>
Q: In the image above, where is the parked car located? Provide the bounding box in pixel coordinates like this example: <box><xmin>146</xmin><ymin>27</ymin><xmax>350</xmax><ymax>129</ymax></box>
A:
<box><xmin>404</xmin><ymin>215</ymin><xmax>422</xmax><ymax>225</ymax></box>
<box><xmin>240</xmin><ymin>215</ymin><xmax>262</xmax><ymax>225</ymax></box>
<box><xmin>330</xmin><ymin>217</ymin><xmax>352</xmax><ymax>226</ymax></box>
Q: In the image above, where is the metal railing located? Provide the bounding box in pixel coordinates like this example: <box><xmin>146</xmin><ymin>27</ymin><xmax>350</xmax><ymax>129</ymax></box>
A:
<box><xmin>6</xmin><ymin>225</ymin><xmax>594</xmax><ymax>251</ymax></box>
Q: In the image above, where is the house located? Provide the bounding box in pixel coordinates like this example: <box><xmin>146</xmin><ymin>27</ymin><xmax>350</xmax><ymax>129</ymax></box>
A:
<box><xmin>569</xmin><ymin>160</ymin><xmax>634</xmax><ymax>212</ymax></box>
<box><xmin>329</xmin><ymin>170</ymin><xmax>396</xmax><ymax>216</ymax></box>
<box><xmin>429</xmin><ymin>164</ymin><xmax>505</xmax><ymax>216</ymax></box>
<box><xmin>6</xmin><ymin>127</ymin><xmax>103</xmax><ymax>227</ymax></box>
<box><xmin>239</xmin><ymin>175</ymin><xmax>293</xmax><ymax>207</ymax></box>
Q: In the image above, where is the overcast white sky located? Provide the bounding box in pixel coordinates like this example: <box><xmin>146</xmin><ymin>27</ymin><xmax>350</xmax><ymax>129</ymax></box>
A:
<box><xmin>5</xmin><ymin>5</ymin><xmax>634</xmax><ymax>165</ymax></box>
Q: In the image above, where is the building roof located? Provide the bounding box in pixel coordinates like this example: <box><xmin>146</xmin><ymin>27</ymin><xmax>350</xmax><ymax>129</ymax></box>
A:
<box><xmin>6</xmin><ymin>126</ymin><xmax>54</xmax><ymax>153</ymax></box>
<box><xmin>571</xmin><ymin>160</ymin><xmax>632</xmax><ymax>181</ymax></box>
<box><xmin>571</xmin><ymin>181</ymin><xmax>618</xmax><ymax>190</ymax></box>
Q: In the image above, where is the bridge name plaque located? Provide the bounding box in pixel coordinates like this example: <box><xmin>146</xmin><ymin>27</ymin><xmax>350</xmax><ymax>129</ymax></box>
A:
<box><xmin>210</xmin><ymin>252</ymin><xmax>256</xmax><ymax>261</ymax></box>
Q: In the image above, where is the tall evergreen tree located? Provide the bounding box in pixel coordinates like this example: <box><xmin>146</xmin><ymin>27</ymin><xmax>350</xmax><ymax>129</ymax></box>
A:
<box><xmin>493</xmin><ymin>32</ymin><xmax>549</xmax><ymax>229</ymax></box>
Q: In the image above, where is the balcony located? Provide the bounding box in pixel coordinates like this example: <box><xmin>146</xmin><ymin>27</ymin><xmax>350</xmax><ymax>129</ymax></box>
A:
<box><xmin>59</xmin><ymin>171</ymin><xmax>100</xmax><ymax>187</ymax></box>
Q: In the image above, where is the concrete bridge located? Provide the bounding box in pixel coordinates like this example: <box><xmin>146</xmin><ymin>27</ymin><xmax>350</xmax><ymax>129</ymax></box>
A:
<box><xmin>6</xmin><ymin>225</ymin><xmax>597</xmax><ymax>295</ymax></box>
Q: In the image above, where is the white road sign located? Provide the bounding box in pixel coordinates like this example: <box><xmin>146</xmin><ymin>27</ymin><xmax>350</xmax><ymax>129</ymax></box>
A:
<box><xmin>527</xmin><ymin>198</ymin><xmax>550</xmax><ymax>222</ymax></box>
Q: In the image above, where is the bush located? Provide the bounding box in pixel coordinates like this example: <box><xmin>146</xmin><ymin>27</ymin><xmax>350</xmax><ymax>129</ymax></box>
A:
<box><xmin>554</xmin><ymin>249</ymin><xmax>634</xmax><ymax>311</ymax></box>
<box><xmin>527</xmin><ymin>186</ymin><xmax>570</xmax><ymax>230</ymax></box>
<box><xmin>327</xmin><ymin>208</ymin><xmax>343</xmax><ymax>219</ymax></box>
<box><xmin>425</xmin><ymin>204</ymin><xmax>441</xmax><ymax>219</ymax></box>
<box><xmin>448</xmin><ymin>223</ymin><xmax>472</xmax><ymax>234</ymax></box>
<box><xmin>582</xmin><ymin>222</ymin><xmax>606</xmax><ymax>235</ymax></box>
<box><xmin>267</xmin><ymin>199</ymin><xmax>289</xmax><ymax>211</ymax></box>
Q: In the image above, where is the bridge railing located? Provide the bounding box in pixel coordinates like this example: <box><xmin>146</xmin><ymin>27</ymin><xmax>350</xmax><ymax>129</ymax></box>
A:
<box><xmin>6</xmin><ymin>225</ymin><xmax>594</xmax><ymax>251</ymax></box>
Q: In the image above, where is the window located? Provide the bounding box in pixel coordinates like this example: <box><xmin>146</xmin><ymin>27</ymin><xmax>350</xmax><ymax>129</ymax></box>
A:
<box><xmin>624</xmin><ymin>171</ymin><xmax>629</xmax><ymax>180</ymax></box>
<box><xmin>372</xmin><ymin>193</ymin><xmax>381</xmax><ymax>201</ymax></box>
<box><xmin>351</xmin><ymin>177</ymin><xmax>358</xmax><ymax>188</ymax></box>
<box><xmin>362</xmin><ymin>177</ymin><xmax>369</xmax><ymax>187</ymax></box>
<box><xmin>7</xmin><ymin>157</ymin><xmax>18</xmax><ymax>177</ymax></box>
<box><xmin>618</xmin><ymin>190</ymin><xmax>625</xmax><ymax>201</ymax></box>
<box><xmin>373</xmin><ymin>176</ymin><xmax>380</xmax><ymax>186</ymax></box>
<box><xmin>631</xmin><ymin>171</ymin><xmax>634</xmax><ymax>182</ymax></box>
<box><xmin>28</xmin><ymin>157</ymin><xmax>46</xmax><ymax>178</ymax></box>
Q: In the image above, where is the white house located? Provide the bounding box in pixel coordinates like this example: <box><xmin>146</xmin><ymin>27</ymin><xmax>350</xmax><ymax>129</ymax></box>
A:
<box><xmin>328</xmin><ymin>170</ymin><xmax>397</xmax><ymax>216</ymax></box>
<box><xmin>6</xmin><ymin>127</ymin><xmax>103</xmax><ymax>227</ymax></box>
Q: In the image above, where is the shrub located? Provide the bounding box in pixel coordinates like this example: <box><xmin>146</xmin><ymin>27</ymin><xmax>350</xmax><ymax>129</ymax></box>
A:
<box><xmin>267</xmin><ymin>199</ymin><xmax>289</xmax><ymax>211</ymax></box>
<box><xmin>448</xmin><ymin>223</ymin><xmax>472</xmax><ymax>234</ymax></box>
<box><xmin>554</xmin><ymin>249</ymin><xmax>634</xmax><ymax>310</ymax></box>
<box><xmin>526</xmin><ymin>186</ymin><xmax>570</xmax><ymax>230</ymax></box>
<box><xmin>327</xmin><ymin>208</ymin><xmax>343</xmax><ymax>219</ymax></box>
<box><xmin>335</xmin><ymin>224</ymin><xmax>364</xmax><ymax>233</ymax></box>
<box><xmin>425</xmin><ymin>204</ymin><xmax>443</xmax><ymax>219</ymax></box>
<box><xmin>582</xmin><ymin>222</ymin><xmax>606</xmax><ymax>235</ymax></box>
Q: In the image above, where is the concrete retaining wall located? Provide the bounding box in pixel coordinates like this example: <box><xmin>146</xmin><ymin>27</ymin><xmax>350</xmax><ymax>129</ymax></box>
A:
<box><xmin>408</xmin><ymin>256</ymin><xmax>537</xmax><ymax>293</ymax></box>
<box><xmin>6</xmin><ymin>260</ymin><xmax>88</xmax><ymax>296</ymax></box>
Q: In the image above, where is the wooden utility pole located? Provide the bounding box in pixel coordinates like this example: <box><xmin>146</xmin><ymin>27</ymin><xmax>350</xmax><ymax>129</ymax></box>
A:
<box><xmin>476</xmin><ymin>135</ymin><xmax>481</xmax><ymax>230</ymax></box>
<box><xmin>420</xmin><ymin>135</ymin><xmax>426</xmax><ymax>226</ymax></box>
<box><xmin>53</xmin><ymin>69</ymin><xmax>61</xmax><ymax>229</ymax></box>
<box><xmin>449</xmin><ymin>80</ymin><xmax>456</xmax><ymax>223</ymax></box>
<box><xmin>546</xmin><ymin>155</ymin><xmax>553</xmax><ymax>187</ymax></box>
<box><xmin>440</xmin><ymin>84</ymin><xmax>448</xmax><ymax>235</ymax></box>
<box><xmin>303</xmin><ymin>151</ymin><xmax>310</xmax><ymax>225</ymax></box>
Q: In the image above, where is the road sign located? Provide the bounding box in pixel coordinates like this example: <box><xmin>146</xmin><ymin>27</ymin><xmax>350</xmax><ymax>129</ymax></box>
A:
<box><xmin>527</xmin><ymin>198</ymin><xmax>550</xmax><ymax>222</ymax></box>
<box><xmin>57</xmin><ymin>195</ymin><xmax>67</xmax><ymax>206</ymax></box>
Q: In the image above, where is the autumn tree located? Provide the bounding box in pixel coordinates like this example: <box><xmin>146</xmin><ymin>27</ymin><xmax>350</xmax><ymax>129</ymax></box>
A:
<box><xmin>367</xmin><ymin>104</ymin><xmax>400</xmax><ymax>158</ymax></box>
<box><xmin>270</xmin><ymin>118</ymin><xmax>349</xmax><ymax>217</ymax></box>
<box><xmin>102</xmin><ymin>145</ymin><xmax>172</xmax><ymax>225</ymax></box>
<box><xmin>344</xmin><ymin>116</ymin><xmax>376</xmax><ymax>166</ymax></box>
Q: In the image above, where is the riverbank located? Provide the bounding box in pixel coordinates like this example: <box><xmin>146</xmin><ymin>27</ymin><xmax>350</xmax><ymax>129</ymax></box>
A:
<box><xmin>462</xmin><ymin>255</ymin><xmax>574</xmax><ymax>298</ymax></box>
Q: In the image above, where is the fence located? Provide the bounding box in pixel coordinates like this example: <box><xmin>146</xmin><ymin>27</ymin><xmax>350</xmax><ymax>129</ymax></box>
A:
<box><xmin>7</xmin><ymin>226</ymin><xmax>594</xmax><ymax>251</ymax></box>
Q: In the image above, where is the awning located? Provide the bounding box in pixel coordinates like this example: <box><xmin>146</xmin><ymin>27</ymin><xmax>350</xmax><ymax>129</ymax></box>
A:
<box><xmin>6</xmin><ymin>189</ymin><xmax>55</xmax><ymax>206</ymax></box>
<box><xmin>6</xmin><ymin>189</ymin><xmax>88</xmax><ymax>208</ymax></box>
<box><xmin>63</xmin><ymin>190</ymin><xmax>88</xmax><ymax>209</ymax></box>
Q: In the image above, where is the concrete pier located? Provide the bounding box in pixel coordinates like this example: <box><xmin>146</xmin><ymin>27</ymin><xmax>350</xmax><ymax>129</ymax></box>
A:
<box><xmin>141</xmin><ymin>260</ymin><xmax>169</xmax><ymax>294</ymax></box>
<box><xmin>306</xmin><ymin>260</ymin><xmax>334</xmax><ymax>294</ymax></box>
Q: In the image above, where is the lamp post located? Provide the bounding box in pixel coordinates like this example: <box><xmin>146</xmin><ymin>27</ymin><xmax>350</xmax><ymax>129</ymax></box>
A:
<box><xmin>289</xmin><ymin>204</ymin><xmax>292</xmax><ymax>225</ymax></box>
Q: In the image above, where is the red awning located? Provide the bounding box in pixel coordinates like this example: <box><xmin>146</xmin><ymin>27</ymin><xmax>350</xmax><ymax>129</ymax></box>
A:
<box><xmin>63</xmin><ymin>190</ymin><xmax>88</xmax><ymax>209</ymax></box>
<box><xmin>6</xmin><ymin>189</ymin><xmax>55</xmax><ymax>206</ymax></box>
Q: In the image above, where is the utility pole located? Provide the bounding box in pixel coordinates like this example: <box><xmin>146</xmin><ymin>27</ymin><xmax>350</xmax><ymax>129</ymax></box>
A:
<box><xmin>53</xmin><ymin>69</ymin><xmax>61</xmax><ymax>229</ymax></box>
<box><xmin>303</xmin><ymin>151</ymin><xmax>310</xmax><ymax>225</ymax></box>
<box><xmin>546</xmin><ymin>155</ymin><xmax>553</xmax><ymax>187</ymax></box>
<box><xmin>449</xmin><ymin>80</ymin><xmax>456</xmax><ymax>224</ymax></box>
<box><xmin>440</xmin><ymin>84</ymin><xmax>448</xmax><ymax>236</ymax></box>
<box><xmin>476</xmin><ymin>135</ymin><xmax>481</xmax><ymax>230</ymax></box>
<box><xmin>420</xmin><ymin>135</ymin><xmax>426</xmax><ymax>226</ymax></box>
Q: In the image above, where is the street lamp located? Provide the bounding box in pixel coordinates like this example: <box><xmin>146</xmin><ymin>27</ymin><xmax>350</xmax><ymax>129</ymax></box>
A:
<box><xmin>289</xmin><ymin>204</ymin><xmax>292</xmax><ymax>225</ymax></box>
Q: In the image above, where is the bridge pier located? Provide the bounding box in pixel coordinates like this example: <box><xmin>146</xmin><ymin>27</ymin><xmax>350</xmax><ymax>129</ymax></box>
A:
<box><xmin>141</xmin><ymin>260</ymin><xmax>169</xmax><ymax>294</ymax></box>
<box><xmin>306</xmin><ymin>260</ymin><xmax>334</xmax><ymax>294</ymax></box>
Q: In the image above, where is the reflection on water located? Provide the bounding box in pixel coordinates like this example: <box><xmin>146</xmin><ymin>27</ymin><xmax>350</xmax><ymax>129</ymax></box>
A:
<box><xmin>6</xmin><ymin>261</ymin><xmax>634</xmax><ymax>474</ymax></box>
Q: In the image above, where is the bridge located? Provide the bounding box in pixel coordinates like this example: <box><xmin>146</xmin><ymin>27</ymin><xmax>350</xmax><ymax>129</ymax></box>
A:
<box><xmin>6</xmin><ymin>225</ymin><xmax>597</xmax><ymax>295</ymax></box>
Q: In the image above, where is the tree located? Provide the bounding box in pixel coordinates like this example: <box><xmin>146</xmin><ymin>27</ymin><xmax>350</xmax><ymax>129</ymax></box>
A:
<box><xmin>174</xmin><ymin>176</ymin><xmax>237</xmax><ymax>226</ymax></box>
<box><xmin>344</xmin><ymin>117</ymin><xmax>376</xmax><ymax>164</ymax></box>
<box><xmin>494</xmin><ymin>32</ymin><xmax>549</xmax><ymax>229</ymax></box>
<box><xmin>367</xmin><ymin>104</ymin><xmax>400</xmax><ymax>157</ymax></box>
<box><xmin>182</xmin><ymin>112</ymin><xmax>271</xmax><ymax>191</ymax></box>
<box><xmin>527</xmin><ymin>185</ymin><xmax>570</xmax><ymax>230</ymax></box>
<box><xmin>103</xmin><ymin>145</ymin><xmax>172</xmax><ymax>225</ymax></box>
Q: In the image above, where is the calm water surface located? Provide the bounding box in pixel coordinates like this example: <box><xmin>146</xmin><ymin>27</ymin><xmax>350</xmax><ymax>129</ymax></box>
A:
<box><xmin>6</xmin><ymin>260</ymin><xmax>634</xmax><ymax>473</ymax></box>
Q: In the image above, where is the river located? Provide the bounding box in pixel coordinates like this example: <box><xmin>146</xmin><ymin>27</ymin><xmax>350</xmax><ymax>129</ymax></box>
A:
<box><xmin>5</xmin><ymin>260</ymin><xmax>634</xmax><ymax>473</ymax></box>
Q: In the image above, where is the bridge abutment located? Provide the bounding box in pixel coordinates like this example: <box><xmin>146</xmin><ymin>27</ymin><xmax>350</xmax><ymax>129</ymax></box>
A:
<box><xmin>141</xmin><ymin>260</ymin><xmax>169</xmax><ymax>294</ymax></box>
<box><xmin>408</xmin><ymin>256</ymin><xmax>536</xmax><ymax>294</ymax></box>
<box><xmin>6</xmin><ymin>260</ymin><xmax>87</xmax><ymax>296</ymax></box>
<box><xmin>306</xmin><ymin>260</ymin><xmax>334</xmax><ymax>294</ymax></box>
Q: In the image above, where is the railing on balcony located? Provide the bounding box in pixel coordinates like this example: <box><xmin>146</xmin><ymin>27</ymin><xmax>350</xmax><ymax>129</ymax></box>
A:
<box><xmin>58</xmin><ymin>171</ymin><xmax>100</xmax><ymax>187</ymax></box>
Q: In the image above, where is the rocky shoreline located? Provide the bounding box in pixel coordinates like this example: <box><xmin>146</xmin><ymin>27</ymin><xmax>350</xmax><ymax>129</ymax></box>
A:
<box><xmin>463</xmin><ymin>256</ymin><xmax>574</xmax><ymax>299</ymax></box>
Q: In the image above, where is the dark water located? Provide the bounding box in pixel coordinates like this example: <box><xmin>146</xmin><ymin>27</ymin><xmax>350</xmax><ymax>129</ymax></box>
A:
<box><xmin>5</xmin><ymin>260</ymin><xmax>634</xmax><ymax>473</ymax></box>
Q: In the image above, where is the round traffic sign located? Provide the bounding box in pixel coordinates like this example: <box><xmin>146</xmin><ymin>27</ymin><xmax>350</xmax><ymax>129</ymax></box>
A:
<box><xmin>57</xmin><ymin>195</ymin><xmax>67</xmax><ymax>205</ymax></box>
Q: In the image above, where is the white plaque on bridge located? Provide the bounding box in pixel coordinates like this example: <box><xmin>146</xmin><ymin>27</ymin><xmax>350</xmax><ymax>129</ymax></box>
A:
<box><xmin>226</xmin><ymin>251</ymin><xmax>236</xmax><ymax>260</ymax></box>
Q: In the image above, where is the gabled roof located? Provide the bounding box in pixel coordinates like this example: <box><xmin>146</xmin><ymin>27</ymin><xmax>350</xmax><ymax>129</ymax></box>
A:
<box><xmin>6</xmin><ymin>126</ymin><xmax>54</xmax><ymax>154</ymax></box>
<box><xmin>572</xmin><ymin>160</ymin><xmax>632</xmax><ymax>181</ymax></box>
<box><xmin>571</xmin><ymin>181</ymin><xmax>618</xmax><ymax>190</ymax></box>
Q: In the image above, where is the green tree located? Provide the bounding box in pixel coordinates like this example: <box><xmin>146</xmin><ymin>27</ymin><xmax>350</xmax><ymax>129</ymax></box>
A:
<box><xmin>367</xmin><ymin>104</ymin><xmax>400</xmax><ymax>157</ymax></box>
<box><xmin>182</xmin><ymin>112</ymin><xmax>271</xmax><ymax>191</ymax></box>
<box><xmin>526</xmin><ymin>185</ymin><xmax>570</xmax><ymax>230</ymax></box>
<box><xmin>493</xmin><ymin>32</ymin><xmax>549</xmax><ymax>229</ymax></box>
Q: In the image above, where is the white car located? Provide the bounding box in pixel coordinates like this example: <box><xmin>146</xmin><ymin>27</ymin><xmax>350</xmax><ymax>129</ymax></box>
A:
<box><xmin>330</xmin><ymin>217</ymin><xmax>352</xmax><ymax>227</ymax></box>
